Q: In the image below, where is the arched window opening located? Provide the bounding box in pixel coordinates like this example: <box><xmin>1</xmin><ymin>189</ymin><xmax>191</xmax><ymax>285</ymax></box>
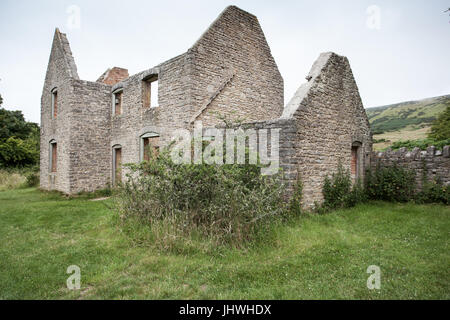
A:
<box><xmin>140</xmin><ymin>132</ymin><xmax>160</xmax><ymax>161</ymax></box>
<box><xmin>112</xmin><ymin>89</ymin><xmax>123</xmax><ymax>115</ymax></box>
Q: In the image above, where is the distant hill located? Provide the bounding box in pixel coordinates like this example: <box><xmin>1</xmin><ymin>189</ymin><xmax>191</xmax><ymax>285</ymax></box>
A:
<box><xmin>366</xmin><ymin>94</ymin><xmax>450</xmax><ymax>134</ymax></box>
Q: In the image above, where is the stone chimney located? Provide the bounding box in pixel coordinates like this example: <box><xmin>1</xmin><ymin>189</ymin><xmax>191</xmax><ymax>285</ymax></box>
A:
<box><xmin>97</xmin><ymin>67</ymin><xmax>129</xmax><ymax>86</ymax></box>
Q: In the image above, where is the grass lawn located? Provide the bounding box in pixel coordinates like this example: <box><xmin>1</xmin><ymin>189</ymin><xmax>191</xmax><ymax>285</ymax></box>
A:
<box><xmin>0</xmin><ymin>188</ymin><xmax>449</xmax><ymax>299</ymax></box>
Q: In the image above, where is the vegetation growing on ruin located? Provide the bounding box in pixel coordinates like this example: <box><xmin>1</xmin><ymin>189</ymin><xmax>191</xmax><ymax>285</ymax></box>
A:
<box><xmin>321</xmin><ymin>163</ymin><xmax>449</xmax><ymax>209</ymax></box>
<box><xmin>320</xmin><ymin>164</ymin><xmax>366</xmax><ymax>211</ymax></box>
<box><xmin>365</xmin><ymin>165</ymin><xmax>416</xmax><ymax>202</ymax></box>
<box><xmin>113</xmin><ymin>148</ymin><xmax>289</xmax><ymax>248</ymax></box>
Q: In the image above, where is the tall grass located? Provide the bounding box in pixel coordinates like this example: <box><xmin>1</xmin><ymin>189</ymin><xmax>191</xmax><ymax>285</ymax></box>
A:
<box><xmin>0</xmin><ymin>168</ymin><xmax>39</xmax><ymax>191</ymax></box>
<box><xmin>113</xmin><ymin>149</ymin><xmax>289</xmax><ymax>249</ymax></box>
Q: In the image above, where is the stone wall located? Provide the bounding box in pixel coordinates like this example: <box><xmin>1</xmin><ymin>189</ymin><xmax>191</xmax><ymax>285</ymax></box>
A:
<box><xmin>191</xmin><ymin>6</ymin><xmax>284</xmax><ymax>127</ymax></box>
<box><xmin>109</xmin><ymin>53</ymin><xmax>192</xmax><ymax>174</ymax></box>
<box><xmin>282</xmin><ymin>52</ymin><xmax>372</xmax><ymax>209</ymax></box>
<box><xmin>40</xmin><ymin>29</ymin><xmax>79</xmax><ymax>193</ymax></box>
<box><xmin>68</xmin><ymin>79</ymin><xmax>112</xmax><ymax>192</ymax></box>
<box><xmin>107</xmin><ymin>5</ymin><xmax>284</xmax><ymax>183</ymax></box>
<box><xmin>214</xmin><ymin>118</ymin><xmax>299</xmax><ymax>196</ymax></box>
<box><xmin>371</xmin><ymin>146</ymin><xmax>450</xmax><ymax>189</ymax></box>
<box><xmin>246</xmin><ymin>119</ymin><xmax>299</xmax><ymax>196</ymax></box>
<box><xmin>40</xmin><ymin>17</ymin><xmax>373</xmax><ymax>208</ymax></box>
<box><xmin>41</xmin><ymin>6</ymin><xmax>285</xmax><ymax>192</ymax></box>
<box><xmin>216</xmin><ymin>55</ymin><xmax>375</xmax><ymax>211</ymax></box>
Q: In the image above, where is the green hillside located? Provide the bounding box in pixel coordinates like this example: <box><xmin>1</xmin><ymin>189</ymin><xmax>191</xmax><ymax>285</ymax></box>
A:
<box><xmin>366</xmin><ymin>94</ymin><xmax>450</xmax><ymax>134</ymax></box>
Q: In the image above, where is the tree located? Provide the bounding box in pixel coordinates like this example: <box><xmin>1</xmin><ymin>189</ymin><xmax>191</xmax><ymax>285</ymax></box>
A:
<box><xmin>0</xmin><ymin>93</ymin><xmax>3</xmax><ymax>106</ymax></box>
<box><xmin>0</xmin><ymin>108</ymin><xmax>38</xmax><ymax>141</ymax></box>
<box><xmin>0</xmin><ymin>136</ymin><xmax>39</xmax><ymax>167</ymax></box>
<box><xmin>428</xmin><ymin>106</ymin><xmax>450</xmax><ymax>141</ymax></box>
<box><xmin>0</xmin><ymin>94</ymin><xmax>40</xmax><ymax>167</ymax></box>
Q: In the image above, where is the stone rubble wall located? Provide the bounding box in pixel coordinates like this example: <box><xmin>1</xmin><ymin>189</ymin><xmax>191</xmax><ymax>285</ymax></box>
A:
<box><xmin>109</xmin><ymin>53</ymin><xmax>191</xmax><ymax>173</ymax></box>
<box><xmin>283</xmin><ymin>52</ymin><xmax>373</xmax><ymax>209</ymax></box>
<box><xmin>190</xmin><ymin>6</ymin><xmax>284</xmax><ymax>127</ymax></box>
<box><xmin>213</xmin><ymin>118</ymin><xmax>299</xmax><ymax>196</ymax></box>
<box><xmin>106</xmin><ymin>6</ymin><xmax>284</xmax><ymax>184</ymax></box>
<box><xmin>41</xmin><ymin>6</ymin><xmax>285</xmax><ymax>193</ymax></box>
<box><xmin>68</xmin><ymin>79</ymin><xmax>112</xmax><ymax>192</ymax></box>
<box><xmin>371</xmin><ymin>146</ymin><xmax>450</xmax><ymax>189</ymax></box>
<box><xmin>40</xmin><ymin>29</ymin><xmax>78</xmax><ymax>193</ymax></box>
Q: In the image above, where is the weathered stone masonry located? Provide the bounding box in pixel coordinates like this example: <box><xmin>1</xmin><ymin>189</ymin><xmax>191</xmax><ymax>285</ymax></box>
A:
<box><xmin>40</xmin><ymin>5</ymin><xmax>373</xmax><ymax>208</ymax></box>
<box><xmin>281</xmin><ymin>52</ymin><xmax>372</xmax><ymax>207</ymax></box>
<box><xmin>372</xmin><ymin>146</ymin><xmax>450</xmax><ymax>190</ymax></box>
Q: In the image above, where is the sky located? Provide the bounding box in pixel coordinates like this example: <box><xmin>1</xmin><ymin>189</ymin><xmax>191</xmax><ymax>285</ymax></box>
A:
<box><xmin>0</xmin><ymin>0</ymin><xmax>449</xmax><ymax>124</ymax></box>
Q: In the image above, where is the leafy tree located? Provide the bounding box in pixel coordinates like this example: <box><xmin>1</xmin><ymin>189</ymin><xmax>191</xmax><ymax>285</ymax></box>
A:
<box><xmin>428</xmin><ymin>106</ymin><xmax>450</xmax><ymax>141</ymax></box>
<box><xmin>0</xmin><ymin>108</ymin><xmax>38</xmax><ymax>141</ymax></box>
<box><xmin>0</xmin><ymin>137</ymin><xmax>39</xmax><ymax>167</ymax></box>
<box><xmin>0</xmin><ymin>94</ymin><xmax>40</xmax><ymax>168</ymax></box>
<box><xmin>0</xmin><ymin>93</ymin><xmax>3</xmax><ymax>106</ymax></box>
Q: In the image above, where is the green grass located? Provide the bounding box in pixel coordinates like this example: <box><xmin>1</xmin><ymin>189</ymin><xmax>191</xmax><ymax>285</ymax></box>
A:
<box><xmin>0</xmin><ymin>188</ymin><xmax>449</xmax><ymax>299</ymax></box>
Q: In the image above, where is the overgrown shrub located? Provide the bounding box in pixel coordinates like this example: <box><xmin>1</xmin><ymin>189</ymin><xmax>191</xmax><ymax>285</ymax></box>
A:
<box><xmin>321</xmin><ymin>164</ymin><xmax>367</xmax><ymax>210</ymax></box>
<box><xmin>24</xmin><ymin>170</ymin><xmax>39</xmax><ymax>187</ymax></box>
<box><xmin>346</xmin><ymin>179</ymin><xmax>368</xmax><ymax>207</ymax></box>
<box><xmin>416</xmin><ymin>178</ymin><xmax>450</xmax><ymax>205</ymax></box>
<box><xmin>113</xmin><ymin>149</ymin><xmax>288</xmax><ymax>248</ymax></box>
<box><xmin>365</xmin><ymin>165</ymin><xmax>416</xmax><ymax>202</ymax></box>
<box><xmin>288</xmin><ymin>177</ymin><xmax>303</xmax><ymax>215</ymax></box>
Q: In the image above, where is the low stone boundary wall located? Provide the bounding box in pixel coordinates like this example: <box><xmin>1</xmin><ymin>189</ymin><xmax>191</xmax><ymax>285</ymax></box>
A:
<box><xmin>371</xmin><ymin>146</ymin><xmax>450</xmax><ymax>189</ymax></box>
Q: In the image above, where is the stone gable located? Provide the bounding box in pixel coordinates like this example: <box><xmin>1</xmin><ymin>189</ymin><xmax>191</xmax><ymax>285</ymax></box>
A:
<box><xmin>40</xmin><ymin>6</ymin><xmax>372</xmax><ymax>209</ymax></box>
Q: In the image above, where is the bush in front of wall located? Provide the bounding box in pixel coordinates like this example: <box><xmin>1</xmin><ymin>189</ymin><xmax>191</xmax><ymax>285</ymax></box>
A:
<box><xmin>113</xmin><ymin>147</ymin><xmax>288</xmax><ymax>249</ymax></box>
<box><xmin>321</xmin><ymin>164</ymin><xmax>367</xmax><ymax>211</ymax></box>
<box><xmin>365</xmin><ymin>165</ymin><xmax>416</xmax><ymax>202</ymax></box>
<box><xmin>416</xmin><ymin>178</ymin><xmax>450</xmax><ymax>205</ymax></box>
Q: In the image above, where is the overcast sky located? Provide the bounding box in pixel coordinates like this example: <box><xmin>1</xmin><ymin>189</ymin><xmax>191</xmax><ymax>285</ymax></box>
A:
<box><xmin>0</xmin><ymin>0</ymin><xmax>449</xmax><ymax>123</ymax></box>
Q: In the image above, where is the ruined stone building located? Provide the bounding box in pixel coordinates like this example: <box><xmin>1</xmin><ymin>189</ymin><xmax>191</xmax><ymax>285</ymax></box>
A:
<box><xmin>40</xmin><ymin>5</ymin><xmax>372</xmax><ymax>208</ymax></box>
